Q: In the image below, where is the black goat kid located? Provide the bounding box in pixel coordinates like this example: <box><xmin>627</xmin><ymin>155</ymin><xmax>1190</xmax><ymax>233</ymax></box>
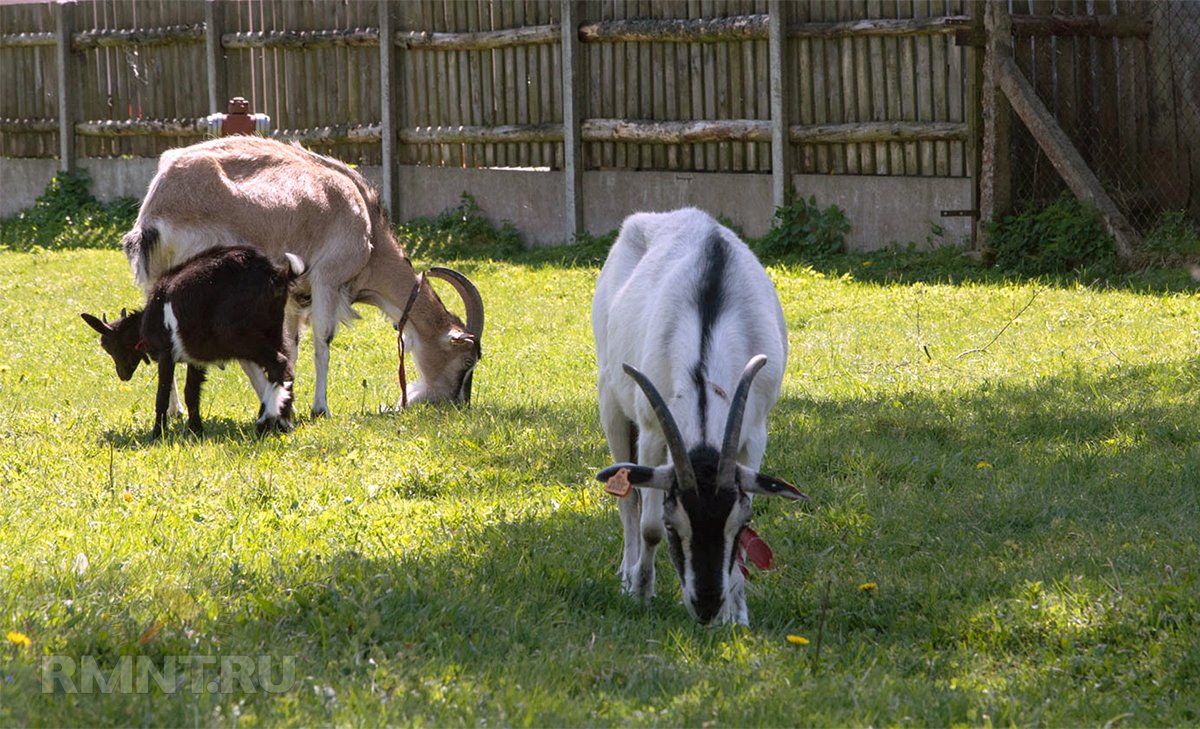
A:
<box><xmin>82</xmin><ymin>245</ymin><xmax>305</xmax><ymax>438</ymax></box>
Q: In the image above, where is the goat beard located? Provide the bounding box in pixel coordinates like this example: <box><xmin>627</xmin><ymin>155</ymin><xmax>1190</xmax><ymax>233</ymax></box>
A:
<box><xmin>736</xmin><ymin>526</ymin><xmax>775</xmax><ymax>577</ymax></box>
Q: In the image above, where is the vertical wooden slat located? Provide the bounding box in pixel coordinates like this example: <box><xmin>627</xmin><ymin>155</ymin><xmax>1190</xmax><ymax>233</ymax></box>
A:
<box><xmin>705</xmin><ymin>0</ymin><xmax>721</xmax><ymax>170</ymax></box>
<box><xmin>866</xmin><ymin>0</ymin><xmax>887</xmax><ymax>174</ymax></box>
<box><xmin>649</xmin><ymin>4</ymin><xmax>664</xmax><ymax>170</ymax></box>
<box><xmin>717</xmin><ymin>0</ymin><xmax>732</xmax><ymax>172</ymax></box>
<box><xmin>463</xmin><ymin>0</ymin><xmax>480</xmax><ymax>167</ymax></box>
<box><xmin>512</xmin><ymin>0</ymin><xmax>528</xmax><ymax>168</ymax></box>
<box><xmin>795</xmin><ymin>0</ymin><xmax>815</xmax><ymax>174</ymax></box>
<box><xmin>929</xmin><ymin>0</ymin><xmax>949</xmax><ymax>176</ymax></box>
<box><xmin>613</xmin><ymin>4</ymin><xmax>628</xmax><ymax>170</ymax></box>
<box><xmin>839</xmin><ymin>0</ymin><xmax>859</xmax><ymax>174</ymax></box>
<box><xmin>546</xmin><ymin>0</ymin><xmax>560</xmax><ymax>168</ymax></box>
<box><xmin>946</xmin><ymin>0</ymin><xmax>965</xmax><ymax>177</ymax></box>
<box><xmin>500</xmin><ymin>0</ymin><xmax>516</xmax><ymax>166</ymax></box>
<box><xmin>914</xmin><ymin>0</ymin><xmax>934</xmax><ymax>175</ymax></box>
<box><xmin>899</xmin><ymin>0</ymin><xmax>919</xmax><ymax>175</ymax></box>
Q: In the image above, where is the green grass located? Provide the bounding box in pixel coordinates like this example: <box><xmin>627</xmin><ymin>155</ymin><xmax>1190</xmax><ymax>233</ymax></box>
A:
<box><xmin>2</xmin><ymin>241</ymin><xmax>1200</xmax><ymax>726</ymax></box>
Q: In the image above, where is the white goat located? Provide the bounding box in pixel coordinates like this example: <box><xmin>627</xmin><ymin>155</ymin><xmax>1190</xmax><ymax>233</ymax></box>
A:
<box><xmin>592</xmin><ymin>207</ymin><xmax>808</xmax><ymax>625</ymax></box>
<box><xmin>122</xmin><ymin>135</ymin><xmax>484</xmax><ymax>417</ymax></box>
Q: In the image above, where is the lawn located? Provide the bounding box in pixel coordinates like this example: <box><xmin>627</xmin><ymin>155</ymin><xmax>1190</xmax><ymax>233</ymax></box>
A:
<box><xmin>1</xmin><ymin>241</ymin><xmax>1199</xmax><ymax>726</ymax></box>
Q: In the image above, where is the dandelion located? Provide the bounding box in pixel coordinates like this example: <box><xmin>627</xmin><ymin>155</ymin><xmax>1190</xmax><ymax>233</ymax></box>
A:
<box><xmin>786</xmin><ymin>634</ymin><xmax>809</xmax><ymax>646</ymax></box>
<box><xmin>121</xmin><ymin>490</ymin><xmax>133</xmax><ymax>503</ymax></box>
<box><xmin>859</xmin><ymin>582</ymin><xmax>877</xmax><ymax>593</ymax></box>
<box><xmin>976</xmin><ymin>459</ymin><xmax>993</xmax><ymax>470</ymax></box>
<box><xmin>6</xmin><ymin>631</ymin><xmax>31</xmax><ymax>648</ymax></box>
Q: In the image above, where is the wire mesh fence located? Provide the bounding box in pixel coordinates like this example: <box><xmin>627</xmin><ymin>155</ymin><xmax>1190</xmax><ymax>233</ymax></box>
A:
<box><xmin>1008</xmin><ymin>0</ymin><xmax>1200</xmax><ymax>239</ymax></box>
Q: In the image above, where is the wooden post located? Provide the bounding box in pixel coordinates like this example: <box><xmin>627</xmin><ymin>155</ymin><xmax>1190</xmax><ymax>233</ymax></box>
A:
<box><xmin>561</xmin><ymin>0</ymin><xmax>584</xmax><ymax>241</ymax></box>
<box><xmin>379</xmin><ymin>0</ymin><xmax>400</xmax><ymax>218</ymax></box>
<box><xmin>768</xmin><ymin>0</ymin><xmax>791</xmax><ymax>211</ymax></box>
<box><xmin>205</xmin><ymin>0</ymin><xmax>227</xmax><ymax>115</ymax></box>
<box><xmin>965</xmin><ymin>0</ymin><xmax>985</xmax><ymax>249</ymax></box>
<box><xmin>54</xmin><ymin>0</ymin><xmax>77</xmax><ymax>172</ymax></box>
<box><xmin>978</xmin><ymin>1</ymin><xmax>1012</xmax><ymax>246</ymax></box>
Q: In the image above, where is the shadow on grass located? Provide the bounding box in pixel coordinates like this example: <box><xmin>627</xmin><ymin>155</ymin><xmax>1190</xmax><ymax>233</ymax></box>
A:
<box><xmin>15</xmin><ymin>361</ymin><xmax>1200</xmax><ymax>723</ymax></box>
<box><xmin>99</xmin><ymin>415</ymin><xmax>290</xmax><ymax>450</ymax></box>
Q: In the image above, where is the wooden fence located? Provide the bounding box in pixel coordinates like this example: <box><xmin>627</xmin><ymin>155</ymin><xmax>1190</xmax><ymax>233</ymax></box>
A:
<box><xmin>0</xmin><ymin>0</ymin><xmax>1194</xmax><ymax>242</ymax></box>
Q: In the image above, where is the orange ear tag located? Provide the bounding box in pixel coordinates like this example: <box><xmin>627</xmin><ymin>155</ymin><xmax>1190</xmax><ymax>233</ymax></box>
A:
<box><xmin>604</xmin><ymin>467</ymin><xmax>633</xmax><ymax>497</ymax></box>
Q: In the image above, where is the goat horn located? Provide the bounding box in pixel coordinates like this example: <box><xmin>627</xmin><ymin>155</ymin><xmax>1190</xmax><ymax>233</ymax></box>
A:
<box><xmin>101</xmin><ymin>312</ymin><xmax>109</xmax><ymax>324</ymax></box>
<box><xmin>426</xmin><ymin>267</ymin><xmax>484</xmax><ymax>341</ymax></box>
<box><xmin>622</xmin><ymin>363</ymin><xmax>697</xmax><ymax>493</ymax></box>
<box><xmin>718</xmin><ymin>355</ymin><xmax>769</xmax><ymax>487</ymax></box>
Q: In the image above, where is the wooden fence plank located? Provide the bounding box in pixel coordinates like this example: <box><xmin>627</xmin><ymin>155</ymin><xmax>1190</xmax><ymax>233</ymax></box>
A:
<box><xmin>899</xmin><ymin>0</ymin><xmax>917</xmax><ymax>175</ymax></box>
<box><xmin>915</xmin><ymin>0</ymin><xmax>934</xmax><ymax>175</ymax></box>
<box><xmin>930</xmin><ymin>0</ymin><xmax>949</xmax><ymax>176</ymax></box>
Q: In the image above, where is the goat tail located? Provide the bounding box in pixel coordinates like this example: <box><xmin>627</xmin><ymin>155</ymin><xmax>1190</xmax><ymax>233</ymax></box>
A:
<box><xmin>121</xmin><ymin>226</ymin><xmax>160</xmax><ymax>290</ymax></box>
<box><xmin>282</xmin><ymin>252</ymin><xmax>307</xmax><ymax>280</ymax></box>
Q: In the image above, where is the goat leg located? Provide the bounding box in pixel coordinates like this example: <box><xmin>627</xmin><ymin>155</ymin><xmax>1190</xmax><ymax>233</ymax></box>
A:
<box><xmin>152</xmin><ymin>357</ymin><xmax>176</xmax><ymax>439</ymax></box>
<box><xmin>183</xmin><ymin>364</ymin><xmax>206</xmax><ymax>436</ymax></box>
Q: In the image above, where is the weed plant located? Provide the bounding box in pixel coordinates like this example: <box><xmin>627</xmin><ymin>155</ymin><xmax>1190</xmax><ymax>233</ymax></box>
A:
<box><xmin>755</xmin><ymin>195</ymin><xmax>851</xmax><ymax>260</ymax></box>
<box><xmin>0</xmin><ymin>170</ymin><xmax>138</xmax><ymax>253</ymax></box>
<box><xmin>1</xmin><ymin>185</ymin><xmax>1199</xmax><ymax>725</ymax></box>
<box><xmin>986</xmin><ymin>196</ymin><xmax>1117</xmax><ymax>276</ymax></box>
<box><xmin>1146</xmin><ymin>211</ymin><xmax>1200</xmax><ymax>258</ymax></box>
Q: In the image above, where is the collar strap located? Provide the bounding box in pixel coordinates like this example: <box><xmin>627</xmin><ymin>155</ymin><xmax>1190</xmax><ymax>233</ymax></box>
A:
<box><xmin>396</xmin><ymin>274</ymin><xmax>425</xmax><ymax>409</ymax></box>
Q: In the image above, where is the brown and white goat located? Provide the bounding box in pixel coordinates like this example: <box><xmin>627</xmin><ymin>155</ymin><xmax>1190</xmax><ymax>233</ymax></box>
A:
<box><xmin>122</xmin><ymin>135</ymin><xmax>485</xmax><ymax>418</ymax></box>
<box><xmin>593</xmin><ymin>208</ymin><xmax>809</xmax><ymax>625</ymax></box>
<box><xmin>83</xmin><ymin>245</ymin><xmax>305</xmax><ymax>438</ymax></box>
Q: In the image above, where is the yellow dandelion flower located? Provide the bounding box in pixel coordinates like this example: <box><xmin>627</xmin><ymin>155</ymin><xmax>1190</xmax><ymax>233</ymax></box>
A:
<box><xmin>859</xmin><ymin>582</ymin><xmax>877</xmax><ymax>592</ymax></box>
<box><xmin>786</xmin><ymin>634</ymin><xmax>809</xmax><ymax>646</ymax></box>
<box><xmin>6</xmin><ymin>630</ymin><xmax>31</xmax><ymax>648</ymax></box>
<box><xmin>976</xmin><ymin>459</ymin><xmax>992</xmax><ymax>470</ymax></box>
<box><xmin>121</xmin><ymin>490</ymin><xmax>133</xmax><ymax>503</ymax></box>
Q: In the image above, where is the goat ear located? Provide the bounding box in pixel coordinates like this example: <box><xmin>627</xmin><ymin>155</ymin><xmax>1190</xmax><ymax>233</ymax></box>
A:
<box><xmin>448</xmin><ymin>330</ymin><xmax>475</xmax><ymax>346</ymax></box>
<box><xmin>596</xmin><ymin>463</ymin><xmax>673</xmax><ymax>491</ymax></box>
<box><xmin>740</xmin><ymin>466</ymin><xmax>810</xmax><ymax>502</ymax></box>
<box><xmin>81</xmin><ymin>313</ymin><xmax>111</xmax><ymax>335</ymax></box>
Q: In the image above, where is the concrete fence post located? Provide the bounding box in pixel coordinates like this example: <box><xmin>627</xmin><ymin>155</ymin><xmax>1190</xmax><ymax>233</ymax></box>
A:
<box><xmin>768</xmin><ymin>0</ymin><xmax>791</xmax><ymax>213</ymax></box>
<box><xmin>561</xmin><ymin>0</ymin><xmax>584</xmax><ymax>241</ymax></box>
<box><xmin>379</xmin><ymin>0</ymin><xmax>401</xmax><ymax>218</ymax></box>
<box><xmin>54</xmin><ymin>0</ymin><xmax>78</xmax><ymax>172</ymax></box>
